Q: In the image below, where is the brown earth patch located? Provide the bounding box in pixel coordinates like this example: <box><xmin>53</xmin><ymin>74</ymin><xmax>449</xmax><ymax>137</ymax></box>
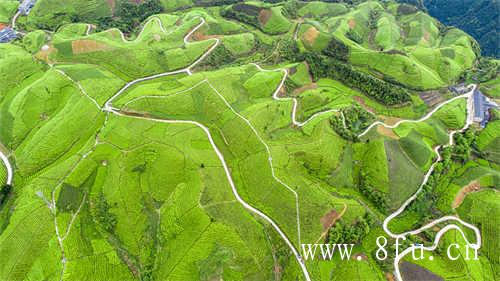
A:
<box><xmin>420</xmin><ymin>90</ymin><xmax>444</xmax><ymax>107</ymax></box>
<box><xmin>452</xmin><ymin>181</ymin><xmax>481</xmax><ymax>208</ymax></box>
<box><xmin>276</xmin><ymin>85</ymin><xmax>287</xmax><ymax>98</ymax></box>
<box><xmin>72</xmin><ymin>40</ymin><xmax>111</xmax><ymax>54</ymax></box>
<box><xmin>302</xmin><ymin>26</ymin><xmax>319</xmax><ymax>45</ymax></box>
<box><xmin>315</xmin><ymin>203</ymin><xmax>347</xmax><ymax>243</ymax></box>
<box><xmin>348</xmin><ymin>18</ymin><xmax>356</xmax><ymax>29</ymax></box>
<box><xmin>293</xmin><ymin>83</ymin><xmax>317</xmax><ymax>96</ymax></box>
<box><xmin>192</xmin><ymin>31</ymin><xmax>220</xmax><ymax>41</ymax></box>
<box><xmin>353</xmin><ymin>96</ymin><xmax>375</xmax><ymax>114</ymax></box>
<box><xmin>381</xmin><ymin>116</ymin><xmax>403</xmax><ymax>126</ymax></box>
<box><xmin>385</xmin><ymin>272</ymin><xmax>395</xmax><ymax>281</ymax></box>
<box><xmin>106</xmin><ymin>0</ymin><xmax>116</xmax><ymax>13</ymax></box>
<box><xmin>321</xmin><ymin>209</ymin><xmax>339</xmax><ymax>231</ymax></box>
<box><xmin>377</xmin><ymin>126</ymin><xmax>399</xmax><ymax>139</ymax></box>
<box><xmin>422</xmin><ymin>31</ymin><xmax>430</xmax><ymax>43</ymax></box>
<box><xmin>400</xmin><ymin>261</ymin><xmax>443</xmax><ymax>281</ymax></box>
<box><xmin>258</xmin><ymin>9</ymin><xmax>272</xmax><ymax>25</ymax></box>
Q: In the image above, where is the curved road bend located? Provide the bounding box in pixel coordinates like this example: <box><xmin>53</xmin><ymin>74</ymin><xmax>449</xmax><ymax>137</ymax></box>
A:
<box><xmin>251</xmin><ymin>63</ymin><xmax>341</xmax><ymax>128</ymax></box>
<box><xmin>104</xmin><ymin>18</ymin><xmax>219</xmax><ymax>111</ymax></box>
<box><xmin>0</xmin><ymin>149</ymin><xmax>13</xmax><ymax>185</ymax></box>
<box><xmin>108</xmin><ymin>109</ymin><xmax>312</xmax><ymax>281</ymax></box>
<box><xmin>100</xmin><ymin>18</ymin><xmax>312</xmax><ymax>280</ymax></box>
<box><xmin>250</xmin><ymin>63</ymin><xmax>481</xmax><ymax>281</ymax></box>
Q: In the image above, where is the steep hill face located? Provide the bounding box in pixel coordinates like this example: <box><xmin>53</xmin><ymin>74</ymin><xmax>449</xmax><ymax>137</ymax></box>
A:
<box><xmin>402</xmin><ymin>0</ymin><xmax>499</xmax><ymax>58</ymax></box>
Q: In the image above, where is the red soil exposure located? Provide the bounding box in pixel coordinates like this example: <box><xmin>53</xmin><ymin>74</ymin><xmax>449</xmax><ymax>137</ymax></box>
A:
<box><xmin>192</xmin><ymin>31</ymin><xmax>220</xmax><ymax>41</ymax></box>
<box><xmin>302</xmin><ymin>26</ymin><xmax>319</xmax><ymax>45</ymax></box>
<box><xmin>422</xmin><ymin>31</ymin><xmax>431</xmax><ymax>43</ymax></box>
<box><xmin>72</xmin><ymin>40</ymin><xmax>111</xmax><ymax>54</ymax></box>
<box><xmin>292</xmin><ymin>83</ymin><xmax>317</xmax><ymax>96</ymax></box>
<box><xmin>348</xmin><ymin>18</ymin><xmax>356</xmax><ymax>29</ymax></box>
<box><xmin>377</xmin><ymin>126</ymin><xmax>400</xmax><ymax>140</ymax></box>
<box><xmin>385</xmin><ymin>272</ymin><xmax>395</xmax><ymax>281</ymax></box>
<box><xmin>258</xmin><ymin>9</ymin><xmax>272</xmax><ymax>25</ymax></box>
<box><xmin>452</xmin><ymin>181</ymin><xmax>481</xmax><ymax>208</ymax></box>
<box><xmin>353</xmin><ymin>96</ymin><xmax>375</xmax><ymax>114</ymax></box>
<box><xmin>320</xmin><ymin>209</ymin><xmax>339</xmax><ymax>231</ymax></box>
<box><xmin>106</xmin><ymin>0</ymin><xmax>116</xmax><ymax>12</ymax></box>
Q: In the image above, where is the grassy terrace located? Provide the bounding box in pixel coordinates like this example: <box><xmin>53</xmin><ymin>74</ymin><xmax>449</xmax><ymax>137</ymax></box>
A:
<box><xmin>0</xmin><ymin>1</ymin><xmax>497</xmax><ymax>280</ymax></box>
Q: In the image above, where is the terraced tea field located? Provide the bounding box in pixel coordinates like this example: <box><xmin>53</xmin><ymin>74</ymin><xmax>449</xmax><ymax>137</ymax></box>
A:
<box><xmin>0</xmin><ymin>1</ymin><xmax>498</xmax><ymax>281</ymax></box>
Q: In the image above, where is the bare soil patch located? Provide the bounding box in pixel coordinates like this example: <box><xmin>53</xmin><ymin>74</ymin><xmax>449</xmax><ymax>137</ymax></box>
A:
<box><xmin>320</xmin><ymin>209</ymin><xmax>339</xmax><ymax>231</ymax></box>
<box><xmin>107</xmin><ymin>0</ymin><xmax>116</xmax><ymax>13</ymax></box>
<box><xmin>302</xmin><ymin>26</ymin><xmax>319</xmax><ymax>45</ymax></box>
<box><xmin>276</xmin><ymin>85</ymin><xmax>287</xmax><ymax>98</ymax></box>
<box><xmin>422</xmin><ymin>31</ymin><xmax>431</xmax><ymax>43</ymax></box>
<box><xmin>348</xmin><ymin>18</ymin><xmax>356</xmax><ymax>29</ymax></box>
<box><xmin>258</xmin><ymin>9</ymin><xmax>272</xmax><ymax>25</ymax></box>
<box><xmin>385</xmin><ymin>272</ymin><xmax>395</xmax><ymax>281</ymax></box>
<box><xmin>353</xmin><ymin>96</ymin><xmax>375</xmax><ymax>114</ymax></box>
<box><xmin>452</xmin><ymin>180</ymin><xmax>481</xmax><ymax>208</ymax></box>
<box><xmin>419</xmin><ymin>91</ymin><xmax>444</xmax><ymax>107</ymax></box>
<box><xmin>400</xmin><ymin>261</ymin><xmax>443</xmax><ymax>281</ymax></box>
<box><xmin>293</xmin><ymin>83</ymin><xmax>317</xmax><ymax>96</ymax></box>
<box><xmin>381</xmin><ymin>116</ymin><xmax>403</xmax><ymax>126</ymax></box>
<box><xmin>377</xmin><ymin>126</ymin><xmax>399</xmax><ymax>139</ymax></box>
<box><xmin>72</xmin><ymin>40</ymin><xmax>111</xmax><ymax>54</ymax></box>
<box><xmin>192</xmin><ymin>31</ymin><xmax>220</xmax><ymax>41</ymax></box>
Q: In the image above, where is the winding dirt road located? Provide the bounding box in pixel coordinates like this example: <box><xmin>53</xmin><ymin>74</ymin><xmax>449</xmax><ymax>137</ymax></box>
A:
<box><xmin>0</xmin><ymin>149</ymin><xmax>12</xmax><ymax>185</ymax></box>
<box><xmin>18</xmin><ymin>13</ymin><xmax>482</xmax><ymax>281</ymax></box>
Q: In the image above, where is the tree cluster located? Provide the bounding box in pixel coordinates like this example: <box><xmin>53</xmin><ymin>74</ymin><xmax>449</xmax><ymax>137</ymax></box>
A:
<box><xmin>221</xmin><ymin>4</ymin><xmax>262</xmax><ymax>30</ymax></box>
<box><xmin>92</xmin><ymin>193</ymin><xmax>118</xmax><ymax>232</ymax></box>
<box><xmin>200</xmin><ymin>44</ymin><xmax>236</xmax><ymax>69</ymax></box>
<box><xmin>0</xmin><ymin>184</ymin><xmax>11</xmax><ymax>206</ymax></box>
<box><xmin>358</xmin><ymin>172</ymin><xmax>388</xmax><ymax>212</ymax></box>
<box><xmin>345</xmin><ymin>29</ymin><xmax>363</xmax><ymax>44</ymax></box>
<box><xmin>323</xmin><ymin>37</ymin><xmax>350</xmax><ymax>61</ymax></box>
<box><xmin>408</xmin><ymin>129</ymin><xmax>478</xmax><ymax>213</ymax></box>
<box><xmin>461</xmin><ymin>57</ymin><xmax>499</xmax><ymax>83</ymax></box>
<box><xmin>330</xmin><ymin>104</ymin><xmax>375</xmax><ymax>141</ymax></box>
<box><xmin>326</xmin><ymin>213</ymin><xmax>375</xmax><ymax>244</ymax></box>
<box><xmin>96</xmin><ymin>0</ymin><xmax>163</xmax><ymax>33</ymax></box>
<box><xmin>282</xmin><ymin>0</ymin><xmax>299</xmax><ymax>19</ymax></box>
<box><xmin>304</xmin><ymin>52</ymin><xmax>411</xmax><ymax>105</ymax></box>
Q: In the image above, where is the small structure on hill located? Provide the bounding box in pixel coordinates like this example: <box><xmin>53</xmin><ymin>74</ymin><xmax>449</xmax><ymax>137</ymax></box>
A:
<box><xmin>0</xmin><ymin>27</ymin><xmax>16</xmax><ymax>43</ymax></box>
<box><xmin>449</xmin><ymin>83</ymin><xmax>470</xmax><ymax>95</ymax></box>
<box><xmin>473</xmin><ymin>89</ymin><xmax>498</xmax><ymax>128</ymax></box>
<box><xmin>19</xmin><ymin>0</ymin><xmax>36</xmax><ymax>15</ymax></box>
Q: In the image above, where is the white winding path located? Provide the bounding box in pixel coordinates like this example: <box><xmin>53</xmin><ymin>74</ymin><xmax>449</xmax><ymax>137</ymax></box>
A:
<box><xmin>358</xmin><ymin>86</ymin><xmax>475</xmax><ymax>137</ymax></box>
<box><xmin>0</xmin><ymin>149</ymin><xmax>13</xmax><ymax>185</ymax></box>
<box><xmin>250</xmin><ymin>62</ymin><xmax>481</xmax><ymax>281</ymax></box>
<box><xmin>10</xmin><ymin>11</ymin><xmax>21</xmax><ymax>29</ymax></box>
<box><xmin>98</xmin><ymin>17</ymin><xmax>312</xmax><ymax>281</ymax></box>
<box><xmin>119</xmin><ymin>77</ymin><xmax>307</xmax><ymax>276</ymax></box>
<box><xmin>251</xmin><ymin>63</ymin><xmax>342</xmax><ymax>127</ymax></box>
<box><xmin>104</xmin><ymin>17</ymin><xmax>219</xmax><ymax>110</ymax></box>
<box><xmin>109</xmin><ymin>109</ymin><xmax>312</xmax><ymax>281</ymax></box>
<box><xmin>383</xmin><ymin>85</ymin><xmax>481</xmax><ymax>281</ymax></box>
<box><xmin>22</xmin><ymin>12</ymin><xmax>483</xmax><ymax>281</ymax></box>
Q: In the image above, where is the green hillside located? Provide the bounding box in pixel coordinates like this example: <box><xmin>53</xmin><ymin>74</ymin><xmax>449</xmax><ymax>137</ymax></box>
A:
<box><xmin>0</xmin><ymin>1</ymin><xmax>497</xmax><ymax>281</ymax></box>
